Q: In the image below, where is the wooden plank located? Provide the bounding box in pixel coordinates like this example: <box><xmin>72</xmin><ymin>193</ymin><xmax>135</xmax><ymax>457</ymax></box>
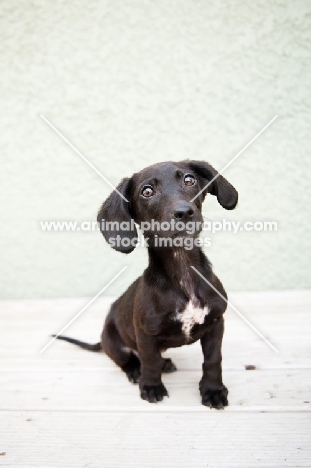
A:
<box><xmin>0</xmin><ymin>368</ymin><xmax>310</xmax><ymax>410</ymax></box>
<box><xmin>1</xmin><ymin>291</ymin><xmax>311</xmax><ymax>368</ymax></box>
<box><xmin>0</xmin><ymin>411</ymin><xmax>310</xmax><ymax>467</ymax></box>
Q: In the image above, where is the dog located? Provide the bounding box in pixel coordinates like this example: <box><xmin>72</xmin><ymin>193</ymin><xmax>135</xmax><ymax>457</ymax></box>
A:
<box><xmin>54</xmin><ymin>160</ymin><xmax>238</xmax><ymax>408</ymax></box>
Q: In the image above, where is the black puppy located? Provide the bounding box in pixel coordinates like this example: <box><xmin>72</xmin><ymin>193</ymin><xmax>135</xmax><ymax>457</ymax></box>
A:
<box><xmin>55</xmin><ymin>160</ymin><xmax>238</xmax><ymax>408</ymax></box>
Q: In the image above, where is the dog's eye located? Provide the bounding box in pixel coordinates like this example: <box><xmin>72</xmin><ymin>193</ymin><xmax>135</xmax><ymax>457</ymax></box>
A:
<box><xmin>141</xmin><ymin>186</ymin><xmax>154</xmax><ymax>198</ymax></box>
<box><xmin>184</xmin><ymin>174</ymin><xmax>196</xmax><ymax>186</ymax></box>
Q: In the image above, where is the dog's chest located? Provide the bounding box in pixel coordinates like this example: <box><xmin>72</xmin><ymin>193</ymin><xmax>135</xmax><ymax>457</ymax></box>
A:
<box><xmin>177</xmin><ymin>300</ymin><xmax>210</xmax><ymax>339</ymax></box>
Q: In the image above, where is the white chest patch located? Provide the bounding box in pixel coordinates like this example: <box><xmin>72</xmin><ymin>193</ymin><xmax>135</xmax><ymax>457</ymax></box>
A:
<box><xmin>178</xmin><ymin>301</ymin><xmax>210</xmax><ymax>339</ymax></box>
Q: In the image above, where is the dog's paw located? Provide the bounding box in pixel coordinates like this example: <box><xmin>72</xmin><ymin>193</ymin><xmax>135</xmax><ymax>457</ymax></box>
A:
<box><xmin>140</xmin><ymin>383</ymin><xmax>169</xmax><ymax>403</ymax></box>
<box><xmin>122</xmin><ymin>353</ymin><xmax>141</xmax><ymax>384</ymax></box>
<box><xmin>162</xmin><ymin>358</ymin><xmax>177</xmax><ymax>373</ymax></box>
<box><xmin>126</xmin><ymin>367</ymin><xmax>141</xmax><ymax>384</ymax></box>
<box><xmin>200</xmin><ymin>385</ymin><xmax>228</xmax><ymax>409</ymax></box>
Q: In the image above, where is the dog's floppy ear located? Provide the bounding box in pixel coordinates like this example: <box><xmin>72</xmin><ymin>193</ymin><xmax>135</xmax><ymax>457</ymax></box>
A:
<box><xmin>189</xmin><ymin>160</ymin><xmax>238</xmax><ymax>210</ymax></box>
<box><xmin>97</xmin><ymin>178</ymin><xmax>138</xmax><ymax>254</ymax></box>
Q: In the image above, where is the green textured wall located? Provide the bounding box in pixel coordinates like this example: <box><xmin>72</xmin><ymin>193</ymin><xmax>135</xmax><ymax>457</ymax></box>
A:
<box><xmin>0</xmin><ymin>0</ymin><xmax>310</xmax><ymax>299</ymax></box>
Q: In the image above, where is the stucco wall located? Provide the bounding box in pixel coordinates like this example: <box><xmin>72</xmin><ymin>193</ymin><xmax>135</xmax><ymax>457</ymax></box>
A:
<box><xmin>0</xmin><ymin>0</ymin><xmax>310</xmax><ymax>299</ymax></box>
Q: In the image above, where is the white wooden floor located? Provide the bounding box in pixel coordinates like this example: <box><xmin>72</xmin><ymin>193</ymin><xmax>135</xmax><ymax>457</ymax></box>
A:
<box><xmin>0</xmin><ymin>291</ymin><xmax>310</xmax><ymax>468</ymax></box>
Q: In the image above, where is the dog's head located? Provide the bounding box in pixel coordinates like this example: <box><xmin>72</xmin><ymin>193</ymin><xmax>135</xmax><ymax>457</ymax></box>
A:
<box><xmin>97</xmin><ymin>160</ymin><xmax>238</xmax><ymax>253</ymax></box>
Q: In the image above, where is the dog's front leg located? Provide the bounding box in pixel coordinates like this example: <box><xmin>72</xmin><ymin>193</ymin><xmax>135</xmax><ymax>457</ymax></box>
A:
<box><xmin>199</xmin><ymin>316</ymin><xmax>228</xmax><ymax>409</ymax></box>
<box><xmin>136</xmin><ymin>332</ymin><xmax>169</xmax><ymax>403</ymax></box>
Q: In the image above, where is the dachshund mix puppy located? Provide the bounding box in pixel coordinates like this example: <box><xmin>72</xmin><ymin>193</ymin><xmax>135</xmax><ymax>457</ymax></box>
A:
<box><xmin>55</xmin><ymin>160</ymin><xmax>238</xmax><ymax>408</ymax></box>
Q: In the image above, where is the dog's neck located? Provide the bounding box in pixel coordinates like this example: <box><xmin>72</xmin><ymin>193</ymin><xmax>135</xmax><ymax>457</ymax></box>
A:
<box><xmin>146</xmin><ymin>246</ymin><xmax>211</xmax><ymax>305</ymax></box>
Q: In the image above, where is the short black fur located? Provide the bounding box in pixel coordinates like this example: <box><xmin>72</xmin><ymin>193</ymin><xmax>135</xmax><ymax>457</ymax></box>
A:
<box><xmin>55</xmin><ymin>160</ymin><xmax>238</xmax><ymax>408</ymax></box>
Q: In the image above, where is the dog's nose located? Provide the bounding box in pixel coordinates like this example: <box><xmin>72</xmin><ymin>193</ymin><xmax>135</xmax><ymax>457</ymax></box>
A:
<box><xmin>173</xmin><ymin>205</ymin><xmax>194</xmax><ymax>220</ymax></box>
